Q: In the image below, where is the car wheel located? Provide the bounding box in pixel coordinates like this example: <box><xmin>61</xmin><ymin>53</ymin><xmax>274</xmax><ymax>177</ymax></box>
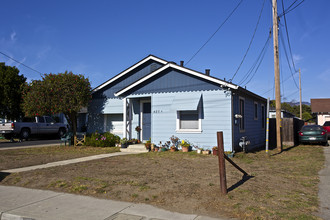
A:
<box><xmin>20</xmin><ymin>128</ymin><xmax>30</xmax><ymax>140</ymax></box>
<box><xmin>58</xmin><ymin>128</ymin><xmax>66</xmax><ymax>138</ymax></box>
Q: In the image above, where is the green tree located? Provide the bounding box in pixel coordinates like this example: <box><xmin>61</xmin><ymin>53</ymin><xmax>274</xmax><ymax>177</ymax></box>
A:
<box><xmin>22</xmin><ymin>71</ymin><xmax>91</xmax><ymax>136</ymax></box>
<box><xmin>0</xmin><ymin>63</ymin><xmax>26</xmax><ymax>120</ymax></box>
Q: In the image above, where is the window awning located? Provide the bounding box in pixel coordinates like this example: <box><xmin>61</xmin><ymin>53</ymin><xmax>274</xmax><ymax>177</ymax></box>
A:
<box><xmin>102</xmin><ymin>98</ymin><xmax>123</xmax><ymax>114</ymax></box>
<box><xmin>172</xmin><ymin>94</ymin><xmax>201</xmax><ymax>111</ymax></box>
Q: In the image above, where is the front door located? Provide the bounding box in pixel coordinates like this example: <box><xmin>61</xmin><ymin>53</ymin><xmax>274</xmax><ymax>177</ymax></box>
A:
<box><xmin>142</xmin><ymin>102</ymin><xmax>151</xmax><ymax>141</ymax></box>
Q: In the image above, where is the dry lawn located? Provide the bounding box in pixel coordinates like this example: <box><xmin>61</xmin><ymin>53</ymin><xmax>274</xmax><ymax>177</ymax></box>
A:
<box><xmin>0</xmin><ymin>145</ymin><xmax>325</xmax><ymax>219</ymax></box>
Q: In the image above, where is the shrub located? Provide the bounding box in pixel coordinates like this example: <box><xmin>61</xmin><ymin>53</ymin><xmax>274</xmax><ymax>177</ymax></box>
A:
<box><xmin>85</xmin><ymin>132</ymin><xmax>120</xmax><ymax>147</ymax></box>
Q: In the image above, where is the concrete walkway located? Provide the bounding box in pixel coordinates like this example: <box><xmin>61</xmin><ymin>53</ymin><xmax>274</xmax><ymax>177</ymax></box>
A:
<box><xmin>1</xmin><ymin>152</ymin><xmax>140</xmax><ymax>173</ymax></box>
<box><xmin>0</xmin><ymin>185</ymin><xmax>229</xmax><ymax>220</ymax></box>
<box><xmin>317</xmin><ymin>146</ymin><xmax>330</xmax><ymax>219</ymax></box>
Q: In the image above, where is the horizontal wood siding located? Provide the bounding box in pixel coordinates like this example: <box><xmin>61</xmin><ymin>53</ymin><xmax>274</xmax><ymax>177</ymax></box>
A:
<box><xmin>233</xmin><ymin>94</ymin><xmax>266</xmax><ymax>151</ymax></box>
<box><xmin>128</xmin><ymin>68</ymin><xmax>221</xmax><ymax>95</ymax></box>
<box><xmin>92</xmin><ymin>60</ymin><xmax>163</xmax><ymax>99</ymax></box>
<box><xmin>151</xmin><ymin>90</ymin><xmax>233</xmax><ymax>151</ymax></box>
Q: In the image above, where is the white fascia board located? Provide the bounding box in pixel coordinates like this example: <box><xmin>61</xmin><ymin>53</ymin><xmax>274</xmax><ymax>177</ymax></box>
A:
<box><xmin>115</xmin><ymin>63</ymin><xmax>238</xmax><ymax>97</ymax></box>
<box><xmin>172</xmin><ymin>64</ymin><xmax>238</xmax><ymax>90</ymax></box>
<box><xmin>92</xmin><ymin>55</ymin><xmax>167</xmax><ymax>93</ymax></box>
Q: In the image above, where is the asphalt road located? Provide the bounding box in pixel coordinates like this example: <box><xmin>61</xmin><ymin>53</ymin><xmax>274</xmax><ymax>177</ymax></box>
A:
<box><xmin>0</xmin><ymin>138</ymin><xmax>62</xmax><ymax>150</ymax></box>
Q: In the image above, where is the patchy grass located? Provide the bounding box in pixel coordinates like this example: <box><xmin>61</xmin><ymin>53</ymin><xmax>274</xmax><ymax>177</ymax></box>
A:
<box><xmin>0</xmin><ymin>146</ymin><xmax>120</xmax><ymax>170</ymax></box>
<box><xmin>0</xmin><ymin>145</ymin><xmax>324</xmax><ymax>219</ymax></box>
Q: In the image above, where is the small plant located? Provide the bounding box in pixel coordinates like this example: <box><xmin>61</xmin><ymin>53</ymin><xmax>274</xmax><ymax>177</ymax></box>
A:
<box><xmin>212</xmin><ymin>146</ymin><xmax>218</xmax><ymax>150</ymax></box>
<box><xmin>180</xmin><ymin>139</ymin><xmax>190</xmax><ymax>148</ymax></box>
<box><xmin>170</xmin><ymin>135</ymin><xmax>180</xmax><ymax>148</ymax></box>
<box><xmin>120</xmin><ymin>138</ymin><xmax>128</xmax><ymax>144</ymax></box>
<box><xmin>85</xmin><ymin>132</ymin><xmax>120</xmax><ymax>147</ymax></box>
<box><xmin>135</xmin><ymin>126</ymin><xmax>142</xmax><ymax>132</ymax></box>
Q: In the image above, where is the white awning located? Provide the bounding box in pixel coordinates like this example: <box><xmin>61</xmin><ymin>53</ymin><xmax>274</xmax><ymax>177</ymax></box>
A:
<box><xmin>172</xmin><ymin>94</ymin><xmax>201</xmax><ymax>111</ymax></box>
<box><xmin>102</xmin><ymin>98</ymin><xmax>123</xmax><ymax>114</ymax></box>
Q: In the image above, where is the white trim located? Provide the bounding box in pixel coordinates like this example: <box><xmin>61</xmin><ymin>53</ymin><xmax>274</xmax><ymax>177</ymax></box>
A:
<box><xmin>123</xmin><ymin>98</ymin><xmax>127</xmax><ymax>138</ymax></box>
<box><xmin>176</xmin><ymin>109</ymin><xmax>202</xmax><ymax>134</ymax></box>
<box><xmin>140</xmin><ymin>100</ymin><xmax>151</xmax><ymax>141</ymax></box>
<box><xmin>93</xmin><ymin>55</ymin><xmax>167</xmax><ymax>92</ymax></box>
<box><xmin>114</xmin><ymin>63</ymin><xmax>238</xmax><ymax>96</ymax></box>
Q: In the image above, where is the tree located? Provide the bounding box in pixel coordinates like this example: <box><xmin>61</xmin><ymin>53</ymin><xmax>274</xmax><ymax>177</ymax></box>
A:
<box><xmin>0</xmin><ymin>63</ymin><xmax>26</xmax><ymax>120</ymax></box>
<box><xmin>22</xmin><ymin>71</ymin><xmax>91</xmax><ymax>137</ymax></box>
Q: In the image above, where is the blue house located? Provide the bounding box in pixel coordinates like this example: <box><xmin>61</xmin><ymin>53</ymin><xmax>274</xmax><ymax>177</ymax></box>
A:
<box><xmin>85</xmin><ymin>55</ymin><xmax>266</xmax><ymax>152</ymax></box>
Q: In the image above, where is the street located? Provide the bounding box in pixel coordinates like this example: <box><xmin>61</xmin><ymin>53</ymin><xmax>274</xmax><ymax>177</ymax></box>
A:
<box><xmin>0</xmin><ymin>138</ymin><xmax>62</xmax><ymax>150</ymax></box>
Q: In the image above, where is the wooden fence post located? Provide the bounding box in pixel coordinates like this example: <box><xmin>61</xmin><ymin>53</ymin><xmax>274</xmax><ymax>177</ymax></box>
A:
<box><xmin>217</xmin><ymin>131</ymin><xmax>227</xmax><ymax>195</ymax></box>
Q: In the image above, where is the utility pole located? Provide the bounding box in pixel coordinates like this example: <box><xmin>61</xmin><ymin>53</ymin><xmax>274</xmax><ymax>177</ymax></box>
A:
<box><xmin>299</xmin><ymin>68</ymin><xmax>302</xmax><ymax>119</ymax></box>
<box><xmin>272</xmin><ymin>0</ymin><xmax>282</xmax><ymax>152</ymax></box>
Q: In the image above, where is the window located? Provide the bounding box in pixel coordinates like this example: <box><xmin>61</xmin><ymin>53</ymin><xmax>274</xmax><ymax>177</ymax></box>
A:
<box><xmin>254</xmin><ymin>102</ymin><xmax>258</xmax><ymax>120</ymax></box>
<box><xmin>261</xmin><ymin>105</ymin><xmax>265</xmax><ymax>129</ymax></box>
<box><xmin>177</xmin><ymin>110</ymin><xmax>201</xmax><ymax>133</ymax></box>
<box><xmin>239</xmin><ymin>98</ymin><xmax>245</xmax><ymax>131</ymax></box>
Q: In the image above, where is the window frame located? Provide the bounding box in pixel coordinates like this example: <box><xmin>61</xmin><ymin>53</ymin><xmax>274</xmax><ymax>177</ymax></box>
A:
<box><xmin>261</xmin><ymin>104</ymin><xmax>265</xmax><ymax>129</ymax></box>
<box><xmin>254</xmin><ymin>101</ymin><xmax>258</xmax><ymax>120</ymax></box>
<box><xmin>239</xmin><ymin>97</ymin><xmax>245</xmax><ymax>132</ymax></box>
<box><xmin>176</xmin><ymin>109</ymin><xmax>202</xmax><ymax>133</ymax></box>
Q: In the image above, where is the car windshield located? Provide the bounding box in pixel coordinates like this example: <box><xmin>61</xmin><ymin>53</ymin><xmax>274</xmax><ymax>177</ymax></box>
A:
<box><xmin>302</xmin><ymin>125</ymin><xmax>323</xmax><ymax>131</ymax></box>
<box><xmin>324</xmin><ymin>121</ymin><xmax>330</xmax><ymax>126</ymax></box>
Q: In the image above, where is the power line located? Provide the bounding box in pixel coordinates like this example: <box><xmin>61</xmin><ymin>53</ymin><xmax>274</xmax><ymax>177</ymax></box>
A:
<box><xmin>0</xmin><ymin>51</ymin><xmax>43</xmax><ymax>75</ymax></box>
<box><xmin>279</xmin><ymin>0</ymin><xmax>305</xmax><ymax>17</ymax></box>
<box><xmin>261</xmin><ymin>70</ymin><xmax>299</xmax><ymax>96</ymax></box>
<box><xmin>185</xmin><ymin>0</ymin><xmax>243</xmax><ymax>66</ymax></box>
<box><xmin>238</xmin><ymin>28</ymin><xmax>272</xmax><ymax>86</ymax></box>
<box><xmin>230</xmin><ymin>0</ymin><xmax>266</xmax><ymax>82</ymax></box>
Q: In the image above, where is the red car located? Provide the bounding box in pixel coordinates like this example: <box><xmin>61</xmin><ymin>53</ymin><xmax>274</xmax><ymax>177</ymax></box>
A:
<box><xmin>323</xmin><ymin>121</ymin><xmax>330</xmax><ymax>138</ymax></box>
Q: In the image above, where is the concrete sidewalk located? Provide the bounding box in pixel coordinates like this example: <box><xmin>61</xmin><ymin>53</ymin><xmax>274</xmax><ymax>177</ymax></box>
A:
<box><xmin>1</xmin><ymin>152</ymin><xmax>139</xmax><ymax>173</ymax></box>
<box><xmin>0</xmin><ymin>185</ymin><xmax>229</xmax><ymax>220</ymax></box>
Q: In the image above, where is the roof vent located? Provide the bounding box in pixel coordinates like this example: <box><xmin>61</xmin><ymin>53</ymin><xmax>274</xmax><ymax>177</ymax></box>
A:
<box><xmin>205</xmin><ymin>69</ymin><xmax>210</xmax><ymax>76</ymax></box>
<box><xmin>180</xmin><ymin>61</ymin><xmax>184</xmax><ymax>67</ymax></box>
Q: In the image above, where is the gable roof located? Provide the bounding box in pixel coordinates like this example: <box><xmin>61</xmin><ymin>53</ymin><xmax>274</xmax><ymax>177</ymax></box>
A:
<box><xmin>114</xmin><ymin>62</ymin><xmax>238</xmax><ymax>97</ymax></box>
<box><xmin>92</xmin><ymin>55</ymin><xmax>168</xmax><ymax>92</ymax></box>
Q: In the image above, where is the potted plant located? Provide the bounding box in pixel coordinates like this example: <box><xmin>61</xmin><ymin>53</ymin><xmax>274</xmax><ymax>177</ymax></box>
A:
<box><xmin>145</xmin><ymin>138</ymin><xmax>151</xmax><ymax>151</ymax></box>
<box><xmin>197</xmin><ymin>148</ymin><xmax>203</xmax><ymax>154</ymax></box>
<box><xmin>170</xmin><ymin>145</ymin><xmax>177</xmax><ymax>152</ymax></box>
<box><xmin>212</xmin><ymin>146</ymin><xmax>218</xmax><ymax>156</ymax></box>
<box><xmin>202</xmin><ymin>149</ymin><xmax>210</xmax><ymax>155</ymax></box>
<box><xmin>180</xmin><ymin>140</ymin><xmax>190</xmax><ymax>152</ymax></box>
<box><xmin>135</xmin><ymin>126</ymin><xmax>141</xmax><ymax>140</ymax></box>
<box><xmin>120</xmin><ymin>138</ymin><xmax>128</xmax><ymax>148</ymax></box>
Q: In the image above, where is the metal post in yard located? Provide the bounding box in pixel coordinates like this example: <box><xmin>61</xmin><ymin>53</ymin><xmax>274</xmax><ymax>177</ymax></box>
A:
<box><xmin>217</xmin><ymin>131</ymin><xmax>227</xmax><ymax>195</ymax></box>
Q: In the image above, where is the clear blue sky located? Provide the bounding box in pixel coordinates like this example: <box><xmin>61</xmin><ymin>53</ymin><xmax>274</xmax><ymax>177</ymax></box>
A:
<box><xmin>1</xmin><ymin>0</ymin><xmax>329</xmax><ymax>103</ymax></box>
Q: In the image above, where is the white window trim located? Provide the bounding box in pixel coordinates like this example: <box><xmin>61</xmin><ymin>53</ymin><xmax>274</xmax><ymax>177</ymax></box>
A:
<box><xmin>254</xmin><ymin>101</ymin><xmax>258</xmax><ymax>120</ymax></box>
<box><xmin>176</xmin><ymin>110</ymin><xmax>202</xmax><ymax>133</ymax></box>
<box><xmin>239</xmin><ymin>96</ymin><xmax>245</xmax><ymax>133</ymax></box>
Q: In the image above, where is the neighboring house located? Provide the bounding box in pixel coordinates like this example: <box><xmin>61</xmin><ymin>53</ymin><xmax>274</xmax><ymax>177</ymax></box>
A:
<box><xmin>269</xmin><ymin>107</ymin><xmax>296</xmax><ymax>119</ymax></box>
<box><xmin>311</xmin><ymin>98</ymin><xmax>330</xmax><ymax>125</ymax></box>
<box><xmin>85</xmin><ymin>55</ymin><xmax>266</xmax><ymax>152</ymax></box>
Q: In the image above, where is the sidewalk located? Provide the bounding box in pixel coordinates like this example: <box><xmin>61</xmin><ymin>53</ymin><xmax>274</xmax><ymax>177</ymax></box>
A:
<box><xmin>0</xmin><ymin>185</ymin><xmax>228</xmax><ymax>220</ymax></box>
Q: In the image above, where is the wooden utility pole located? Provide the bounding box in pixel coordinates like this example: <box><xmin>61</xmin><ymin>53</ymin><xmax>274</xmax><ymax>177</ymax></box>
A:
<box><xmin>272</xmin><ymin>0</ymin><xmax>282</xmax><ymax>152</ymax></box>
<box><xmin>217</xmin><ymin>132</ymin><xmax>227</xmax><ymax>195</ymax></box>
<box><xmin>299</xmin><ymin>68</ymin><xmax>302</xmax><ymax>119</ymax></box>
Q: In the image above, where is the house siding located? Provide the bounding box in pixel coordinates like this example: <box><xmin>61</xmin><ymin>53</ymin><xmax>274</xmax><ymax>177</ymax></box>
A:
<box><xmin>125</xmin><ymin>68</ymin><xmax>221</xmax><ymax>96</ymax></box>
<box><xmin>151</xmin><ymin>90</ymin><xmax>233</xmax><ymax>151</ymax></box>
<box><xmin>233</xmin><ymin>93</ymin><xmax>266</xmax><ymax>151</ymax></box>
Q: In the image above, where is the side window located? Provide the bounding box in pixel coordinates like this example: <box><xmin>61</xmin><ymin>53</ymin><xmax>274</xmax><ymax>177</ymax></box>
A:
<box><xmin>176</xmin><ymin>110</ymin><xmax>201</xmax><ymax>133</ymax></box>
<box><xmin>45</xmin><ymin>117</ymin><xmax>55</xmax><ymax>124</ymax></box>
<box><xmin>261</xmin><ymin>105</ymin><xmax>265</xmax><ymax>129</ymax></box>
<box><xmin>239</xmin><ymin>98</ymin><xmax>245</xmax><ymax>131</ymax></box>
<box><xmin>38</xmin><ymin>117</ymin><xmax>45</xmax><ymax>123</ymax></box>
<box><xmin>254</xmin><ymin>102</ymin><xmax>258</xmax><ymax>120</ymax></box>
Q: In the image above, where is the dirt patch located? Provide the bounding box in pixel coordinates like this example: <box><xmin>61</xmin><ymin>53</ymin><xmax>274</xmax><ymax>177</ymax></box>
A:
<box><xmin>0</xmin><ymin>146</ymin><xmax>120</xmax><ymax>170</ymax></box>
<box><xmin>0</xmin><ymin>145</ymin><xmax>324</xmax><ymax>219</ymax></box>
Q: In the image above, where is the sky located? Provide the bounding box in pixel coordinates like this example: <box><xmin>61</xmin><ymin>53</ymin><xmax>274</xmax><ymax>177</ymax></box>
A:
<box><xmin>1</xmin><ymin>0</ymin><xmax>329</xmax><ymax>103</ymax></box>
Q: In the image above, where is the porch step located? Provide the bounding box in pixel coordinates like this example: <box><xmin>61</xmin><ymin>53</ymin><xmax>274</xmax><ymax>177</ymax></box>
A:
<box><xmin>120</xmin><ymin>144</ymin><xmax>148</xmax><ymax>153</ymax></box>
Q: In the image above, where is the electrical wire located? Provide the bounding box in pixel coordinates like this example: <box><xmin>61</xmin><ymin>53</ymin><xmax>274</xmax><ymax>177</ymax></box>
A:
<box><xmin>185</xmin><ymin>0</ymin><xmax>243</xmax><ymax>66</ymax></box>
<box><xmin>238</xmin><ymin>28</ymin><xmax>272</xmax><ymax>86</ymax></box>
<box><xmin>279</xmin><ymin>0</ymin><xmax>305</xmax><ymax>17</ymax></box>
<box><xmin>0</xmin><ymin>51</ymin><xmax>43</xmax><ymax>75</ymax></box>
<box><xmin>230</xmin><ymin>0</ymin><xmax>266</xmax><ymax>82</ymax></box>
<box><xmin>261</xmin><ymin>70</ymin><xmax>299</xmax><ymax>96</ymax></box>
